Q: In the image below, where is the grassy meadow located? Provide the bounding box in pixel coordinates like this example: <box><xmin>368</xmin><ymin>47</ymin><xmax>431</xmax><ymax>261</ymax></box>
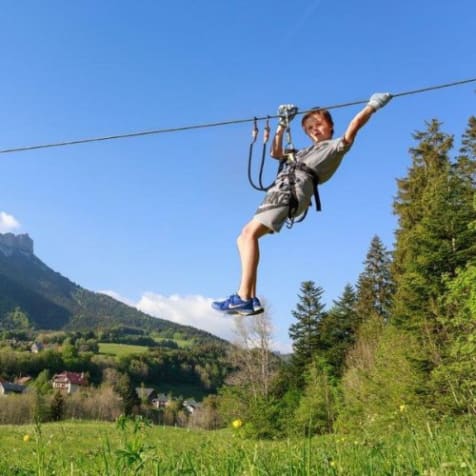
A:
<box><xmin>0</xmin><ymin>417</ymin><xmax>474</xmax><ymax>475</ymax></box>
<box><xmin>98</xmin><ymin>338</ymin><xmax>191</xmax><ymax>357</ymax></box>
<box><xmin>98</xmin><ymin>342</ymin><xmax>150</xmax><ymax>357</ymax></box>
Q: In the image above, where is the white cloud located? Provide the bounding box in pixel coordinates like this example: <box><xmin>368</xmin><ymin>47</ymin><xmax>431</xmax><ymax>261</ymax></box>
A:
<box><xmin>270</xmin><ymin>339</ymin><xmax>293</xmax><ymax>355</ymax></box>
<box><xmin>99</xmin><ymin>290</ymin><xmax>292</xmax><ymax>352</ymax></box>
<box><xmin>0</xmin><ymin>211</ymin><xmax>20</xmax><ymax>233</ymax></box>
<box><xmin>99</xmin><ymin>290</ymin><xmax>136</xmax><ymax>307</ymax></box>
<box><xmin>137</xmin><ymin>293</ymin><xmax>235</xmax><ymax>342</ymax></box>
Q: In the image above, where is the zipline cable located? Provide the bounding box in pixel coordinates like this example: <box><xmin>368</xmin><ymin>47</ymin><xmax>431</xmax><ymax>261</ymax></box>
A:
<box><xmin>1</xmin><ymin>77</ymin><xmax>475</xmax><ymax>155</ymax></box>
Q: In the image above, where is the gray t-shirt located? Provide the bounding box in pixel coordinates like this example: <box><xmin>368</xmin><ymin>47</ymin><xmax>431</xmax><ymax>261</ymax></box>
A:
<box><xmin>256</xmin><ymin>137</ymin><xmax>351</xmax><ymax>222</ymax></box>
<box><xmin>296</xmin><ymin>136</ymin><xmax>350</xmax><ymax>184</ymax></box>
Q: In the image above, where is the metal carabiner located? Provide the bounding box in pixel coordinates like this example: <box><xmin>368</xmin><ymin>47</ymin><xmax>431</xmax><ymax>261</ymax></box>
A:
<box><xmin>251</xmin><ymin>117</ymin><xmax>259</xmax><ymax>144</ymax></box>
<box><xmin>263</xmin><ymin>116</ymin><xmax>270</xmax><ymax>144</ymax></box>
<box><xmin>247</xmin><ymin>116</ymin><xmax>278</xmax><ymax>192</ymax></box>
<box><xmin>284</xmin><ymin>126</ymin><xmax>297</xmax><ymax>162</ymax></box>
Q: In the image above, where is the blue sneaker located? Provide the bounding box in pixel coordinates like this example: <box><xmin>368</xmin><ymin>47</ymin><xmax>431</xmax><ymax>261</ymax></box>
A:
<box><xmin>252</xmin><ymin>297</ymin><xmax>264</xmax><ymax>314</ymax></box>
<box><xmin>212</xmin><ymin>294</ymin><xmax>255</xmax><ymax>316</ymax></box>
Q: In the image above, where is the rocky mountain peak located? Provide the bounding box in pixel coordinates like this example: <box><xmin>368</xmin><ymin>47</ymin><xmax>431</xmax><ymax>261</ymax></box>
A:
<box><xmin>0</xmin><ymin>233</ymin><xmax>34</xmax><ymax>256</ymax></box>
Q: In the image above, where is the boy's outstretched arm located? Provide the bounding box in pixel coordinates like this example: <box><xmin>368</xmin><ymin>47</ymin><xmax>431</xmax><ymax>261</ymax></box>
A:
<box><xmin>343</xmin><ymin>93</ymin><xmax>392</xmax><ymax>145</ymax></box>
<box><xmin>270</xmin><ymin>124</ymin><xmax>287</xmax><ymax>158</ymax></box>
<box><xmin>270</xmin><ymin>104</ymin><xmax>298</xmax><ymax>158</ymax></box>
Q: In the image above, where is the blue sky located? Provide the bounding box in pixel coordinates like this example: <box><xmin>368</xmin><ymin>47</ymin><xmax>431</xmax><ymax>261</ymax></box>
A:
<box><xmin>1</xmin><ymin>1</ymin><xmax>475</xmax><ymax>351</ymax></box>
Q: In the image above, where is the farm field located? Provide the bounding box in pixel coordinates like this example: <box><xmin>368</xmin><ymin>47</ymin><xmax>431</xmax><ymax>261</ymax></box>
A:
<box><xmin>98</xmin><ymin>342</ymin><xmax>150</xmax><ymax>356</ymax></box>
<box><xmin>98</xmin><ymin>338</ymin><xmax>191</xmax><ymax>357</ymax></box>
<box><xmin>0</xmin><ymin>417</ymin><xmax>474</xmax><ymax>475</ymax></box>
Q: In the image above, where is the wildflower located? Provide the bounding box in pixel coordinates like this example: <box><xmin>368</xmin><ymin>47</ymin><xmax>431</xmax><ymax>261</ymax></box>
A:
<box><xmin>232</xmin><ymin>419</ymin><xmax>243</xmax><ymax>429</ymax></box>
<box><xmin>23</xmin><ymin>434</ymin><xmax>31</xmax><ymax>443</ymax></box>
<box><xmin>399</xmin><ymin>404</ymin><xmax>407</xmax><ymax>412</ymax></box>
<box><xmin>330</xmin><ymin>460</ymin><xmax>336</xmax><ymax>468</ymax></box>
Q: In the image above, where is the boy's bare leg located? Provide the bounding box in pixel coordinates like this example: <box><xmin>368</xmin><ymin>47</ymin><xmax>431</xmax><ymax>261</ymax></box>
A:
<box><xmin>236</xmin><ymin>219</ymin><xmax>270</xmax><ymax>300</ymax></box>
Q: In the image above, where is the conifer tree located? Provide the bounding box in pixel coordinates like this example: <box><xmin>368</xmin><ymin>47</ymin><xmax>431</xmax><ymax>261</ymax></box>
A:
<box><xmin>289</xmin><ymin>281</ymin><xmax>326</xmax><ymax>381</ymax></box>
<box><xmin>393</xmin><ymin>120</ymin><xmax>454</xmax><ymax>327</ymax></box>
<box><xmin>355</xmin><ymin>235</ymin><xmax>394</xmax><ymax>323</ymax></box>
<box><xmin>114</xmin><ymin>373</ymin><xmax>140</xmax><ymax>415</ymax></box>
<box><xmin>452</xmin><ymin>115</ymin><xmax>476</xmax><ymax>262</ymax></box>
<box><xmin>392</xmin><ymin>119</ymin><xmax>475</xmax><ymax>359</ymax></box>
<box><xmin>431</xmin><ymin>193</ymin><xmax>476</xmax><ymax>414</ymax></box>
<box><xmin>50</xmin><ymin>390</ymin><xmax>65</xmax><ymax>421</ymax></box>
<box><xmin>456</xmin><ymin>116</ymin><xmax>476</xmax><ymax>186</ymax></box>
<box><xmin>316</xmin><ymin>284</ymin><xmax>357</xmax><ymax>377</ymax></box>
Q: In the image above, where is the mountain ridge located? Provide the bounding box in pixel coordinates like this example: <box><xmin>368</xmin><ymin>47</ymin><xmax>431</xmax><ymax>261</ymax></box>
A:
<box><xmin>0</xmin><ymin>233</ymin><xmax>222</xmax><ymax>343</ymax></box>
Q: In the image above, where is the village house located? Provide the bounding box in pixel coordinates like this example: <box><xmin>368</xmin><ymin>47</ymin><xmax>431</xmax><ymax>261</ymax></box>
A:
<box><xmin>52</xmin><ymin>371</ymin><xmax>88</xmax><ymax>394</ymax></box>
<box><xmin>135</xmin><ymin>387</ymin><xmax>157</xmax><ymax>404</ymax></box>
<box><xmin>183</xmin><ymin>399</ymin><xmax>201</xmax><ymax>414</ymax></box>
<box><xmin>0</xmin><ymin>380</ymin><xmax>26</xmax><ymax>396</ymax></box>
<box><xmin>151</xmin><ymin>393</ymin><xmax>170</xmax><ymax>409</ymax></box>
<box><xmin>15</xmin><ymin>376</ymin><xmax>32</xmax><ymax>386</ymax></box>
<box><xmin>31</xmin><ymin>342</ymin><xmax>44</xmax><ymax>353</ymax></box>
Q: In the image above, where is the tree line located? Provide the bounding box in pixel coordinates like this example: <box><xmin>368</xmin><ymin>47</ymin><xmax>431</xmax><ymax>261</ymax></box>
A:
<box><xmin>218</xmin><ymin>116</ymin><xmax>476</xmax><ymax>438</ymax></box>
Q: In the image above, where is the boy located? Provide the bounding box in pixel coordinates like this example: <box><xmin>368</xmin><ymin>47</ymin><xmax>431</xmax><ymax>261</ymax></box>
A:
<box><xmin>212</xmin><ymin>92</ymin><xmax>392</xmax><ymax>316</ymax></box>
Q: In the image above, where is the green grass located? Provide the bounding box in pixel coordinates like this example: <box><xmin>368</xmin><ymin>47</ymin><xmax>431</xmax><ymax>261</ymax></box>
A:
<box><xmin>98</xmin><ymin>342</ymin><xmax>149</xmax><ymax>356</ymax></box>
<box><xmin>98</xmin><ymin>339</ymin><xmax>191</xmax><ymax>357</ymax></box>
<box><xmin>0</xmin><ymin>417</ymin><xmax>474</xmax><ymax>475</ymax></box>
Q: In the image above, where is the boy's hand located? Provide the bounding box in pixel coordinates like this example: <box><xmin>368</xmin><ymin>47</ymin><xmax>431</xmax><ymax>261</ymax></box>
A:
<box><xmin>367</xmin><ymin>93</ymin><xmax>392</xmax><ymax>111</ymax></box>
<box><xmin>277</xmin><ymin>104</ymin><xmax>298</xmax><ymax>126</ymax></box>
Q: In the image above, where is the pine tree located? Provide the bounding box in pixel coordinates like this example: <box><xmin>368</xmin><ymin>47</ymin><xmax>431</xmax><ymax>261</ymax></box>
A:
<box><xmin>453</xmin><ymin>115</ymin><xmax>476</xmax><ymax>263</ymax></box>
<box><xmin>393</xmin><ymin>121</ymin><xmax>458</xmax><ymax>325</ymax></box>
<box><xmin>431</xmin><ymin>192</ymin><xmax>476</xmax><ymax>414</ymax></box>
<box><xmin>355</xmin><ymin>235</ymin><xmax>394</xmax><ymax>323</ymax></box>
<box><xmin>114</xmin><ymin>373</ymin><xmax>140</xmax><ymax>415</ymax></box>
<box><xmin>50</xmin><ymin>390</ymin><xmax>65</xmax><ymax>421</ymax></box>
<box><xmin>316</xmin><ymin>284</ymin><xmax>357</xmax><ymax>377</ymax></box>
<box><xmin>289</xmin><ymin>281</ymin><xmax>327</xmax><ymax>381</ymax></box>
<box><xmin>392</xmin><ymin>118</ymin><xmax>476</xmax><ymax>361</ymax></box>
<box><xmin>457</xmin><ymin>116</ymin><xmax>476</xmax><ymax>186</ymax></box>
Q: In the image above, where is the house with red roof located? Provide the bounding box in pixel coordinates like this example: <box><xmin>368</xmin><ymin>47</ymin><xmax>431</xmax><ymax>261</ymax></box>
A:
<box><xmin>52</xmin><ymin>371</ymin><xmax>88</xmax><ymax>394</ymax></box>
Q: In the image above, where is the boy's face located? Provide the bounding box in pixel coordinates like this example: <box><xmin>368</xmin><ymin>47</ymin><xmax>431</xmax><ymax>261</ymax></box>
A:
<box><xmin>303</xmin><ymin>114</ymin><xmax>333</xmax><ymax>143</ymax></box>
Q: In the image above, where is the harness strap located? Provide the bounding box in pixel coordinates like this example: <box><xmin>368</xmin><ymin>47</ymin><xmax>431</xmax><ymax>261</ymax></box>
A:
<box><xmin>288</xmin><ymin>161</ymin><xmax>321</xmax><ymax>213</ymax></box>
<box><xmin>280</xmin><ymin>160</ymin><xmax>321</xmax><ymax>228</ymax></box>
<box><xmin>295</xmin><ymin>162</ymin><xmax>321</xmax><ymax>211</ymax></box>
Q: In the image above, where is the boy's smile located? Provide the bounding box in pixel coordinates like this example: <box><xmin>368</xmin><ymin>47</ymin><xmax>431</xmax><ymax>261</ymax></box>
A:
<box><xmin>303</xmin><ymin>116</ymin><xmax>333</xmax><ymax>143</ymax></box>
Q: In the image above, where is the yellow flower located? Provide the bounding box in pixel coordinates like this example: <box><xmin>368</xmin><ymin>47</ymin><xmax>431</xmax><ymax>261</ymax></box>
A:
<box><xmin>330</xmin><ymin>460</ymin><xmax>336</xmax><ymax>467</ymax></box>
<box><xmin>232</xmin><ymin>419</ymin><xmax>243</xmax><ymax>429</ymax></box>
<box><xmin>399</xmin><ymin>404</ymin><xmax>407</xmax><ymax>413</ymax></box>
<box><xmin>23</xmin><ymin>434</ymin><xmax>31</xmax><ymax>443</ymax></box>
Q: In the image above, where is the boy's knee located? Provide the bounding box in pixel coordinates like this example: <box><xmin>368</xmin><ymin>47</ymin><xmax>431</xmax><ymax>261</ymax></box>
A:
<box><xmin>239</xmin><ymin>222</ymin><xmax>255</xmax><ymax>240</ymax></box>
<box><xmin>238</xmin><ymin>220</ymin><xmax>269</xmax><ymax>244</ymax></box>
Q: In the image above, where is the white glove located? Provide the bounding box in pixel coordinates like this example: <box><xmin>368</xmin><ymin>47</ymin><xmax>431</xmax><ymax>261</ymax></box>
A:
<box><xmin>277</xmin><ymin>104</ymin><xmax>298</xmax><ymax>127</ymax></box>
<box><xmin>367</xmin><ymin>92</ymin><xmax>392</xmax><ymax>111</ymax></box>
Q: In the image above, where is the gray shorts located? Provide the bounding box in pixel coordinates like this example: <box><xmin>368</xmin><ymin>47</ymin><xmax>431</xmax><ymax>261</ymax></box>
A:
<box><xmin>253</xmin><ymin>206</ymin><xmax>290</xmax><ymax>233</ymax></box>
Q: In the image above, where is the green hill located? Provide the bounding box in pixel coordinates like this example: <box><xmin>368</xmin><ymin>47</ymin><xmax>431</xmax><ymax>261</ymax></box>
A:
<box><xmin>0</xmin><ymin>233</ymin><xmax>222</xmax><ymax>344</ymax></box>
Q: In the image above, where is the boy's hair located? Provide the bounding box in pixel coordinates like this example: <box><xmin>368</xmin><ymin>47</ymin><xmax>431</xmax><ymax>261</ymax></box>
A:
<box><xmin>301</xmin><ymin>108</ymin><xmax>334</xmax><ymax>137</ymax></box>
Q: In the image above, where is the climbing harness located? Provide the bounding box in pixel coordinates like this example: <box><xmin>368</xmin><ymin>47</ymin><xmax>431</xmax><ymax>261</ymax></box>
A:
<box><xmin>247</xmin><ymin>111</ymin><xmax>322</xmax><ymax>228</ymax></box>
<box><xmin>282</xmin><ymin>159</ymin><xmax>321</xmax><ymax>228</ymax></box>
